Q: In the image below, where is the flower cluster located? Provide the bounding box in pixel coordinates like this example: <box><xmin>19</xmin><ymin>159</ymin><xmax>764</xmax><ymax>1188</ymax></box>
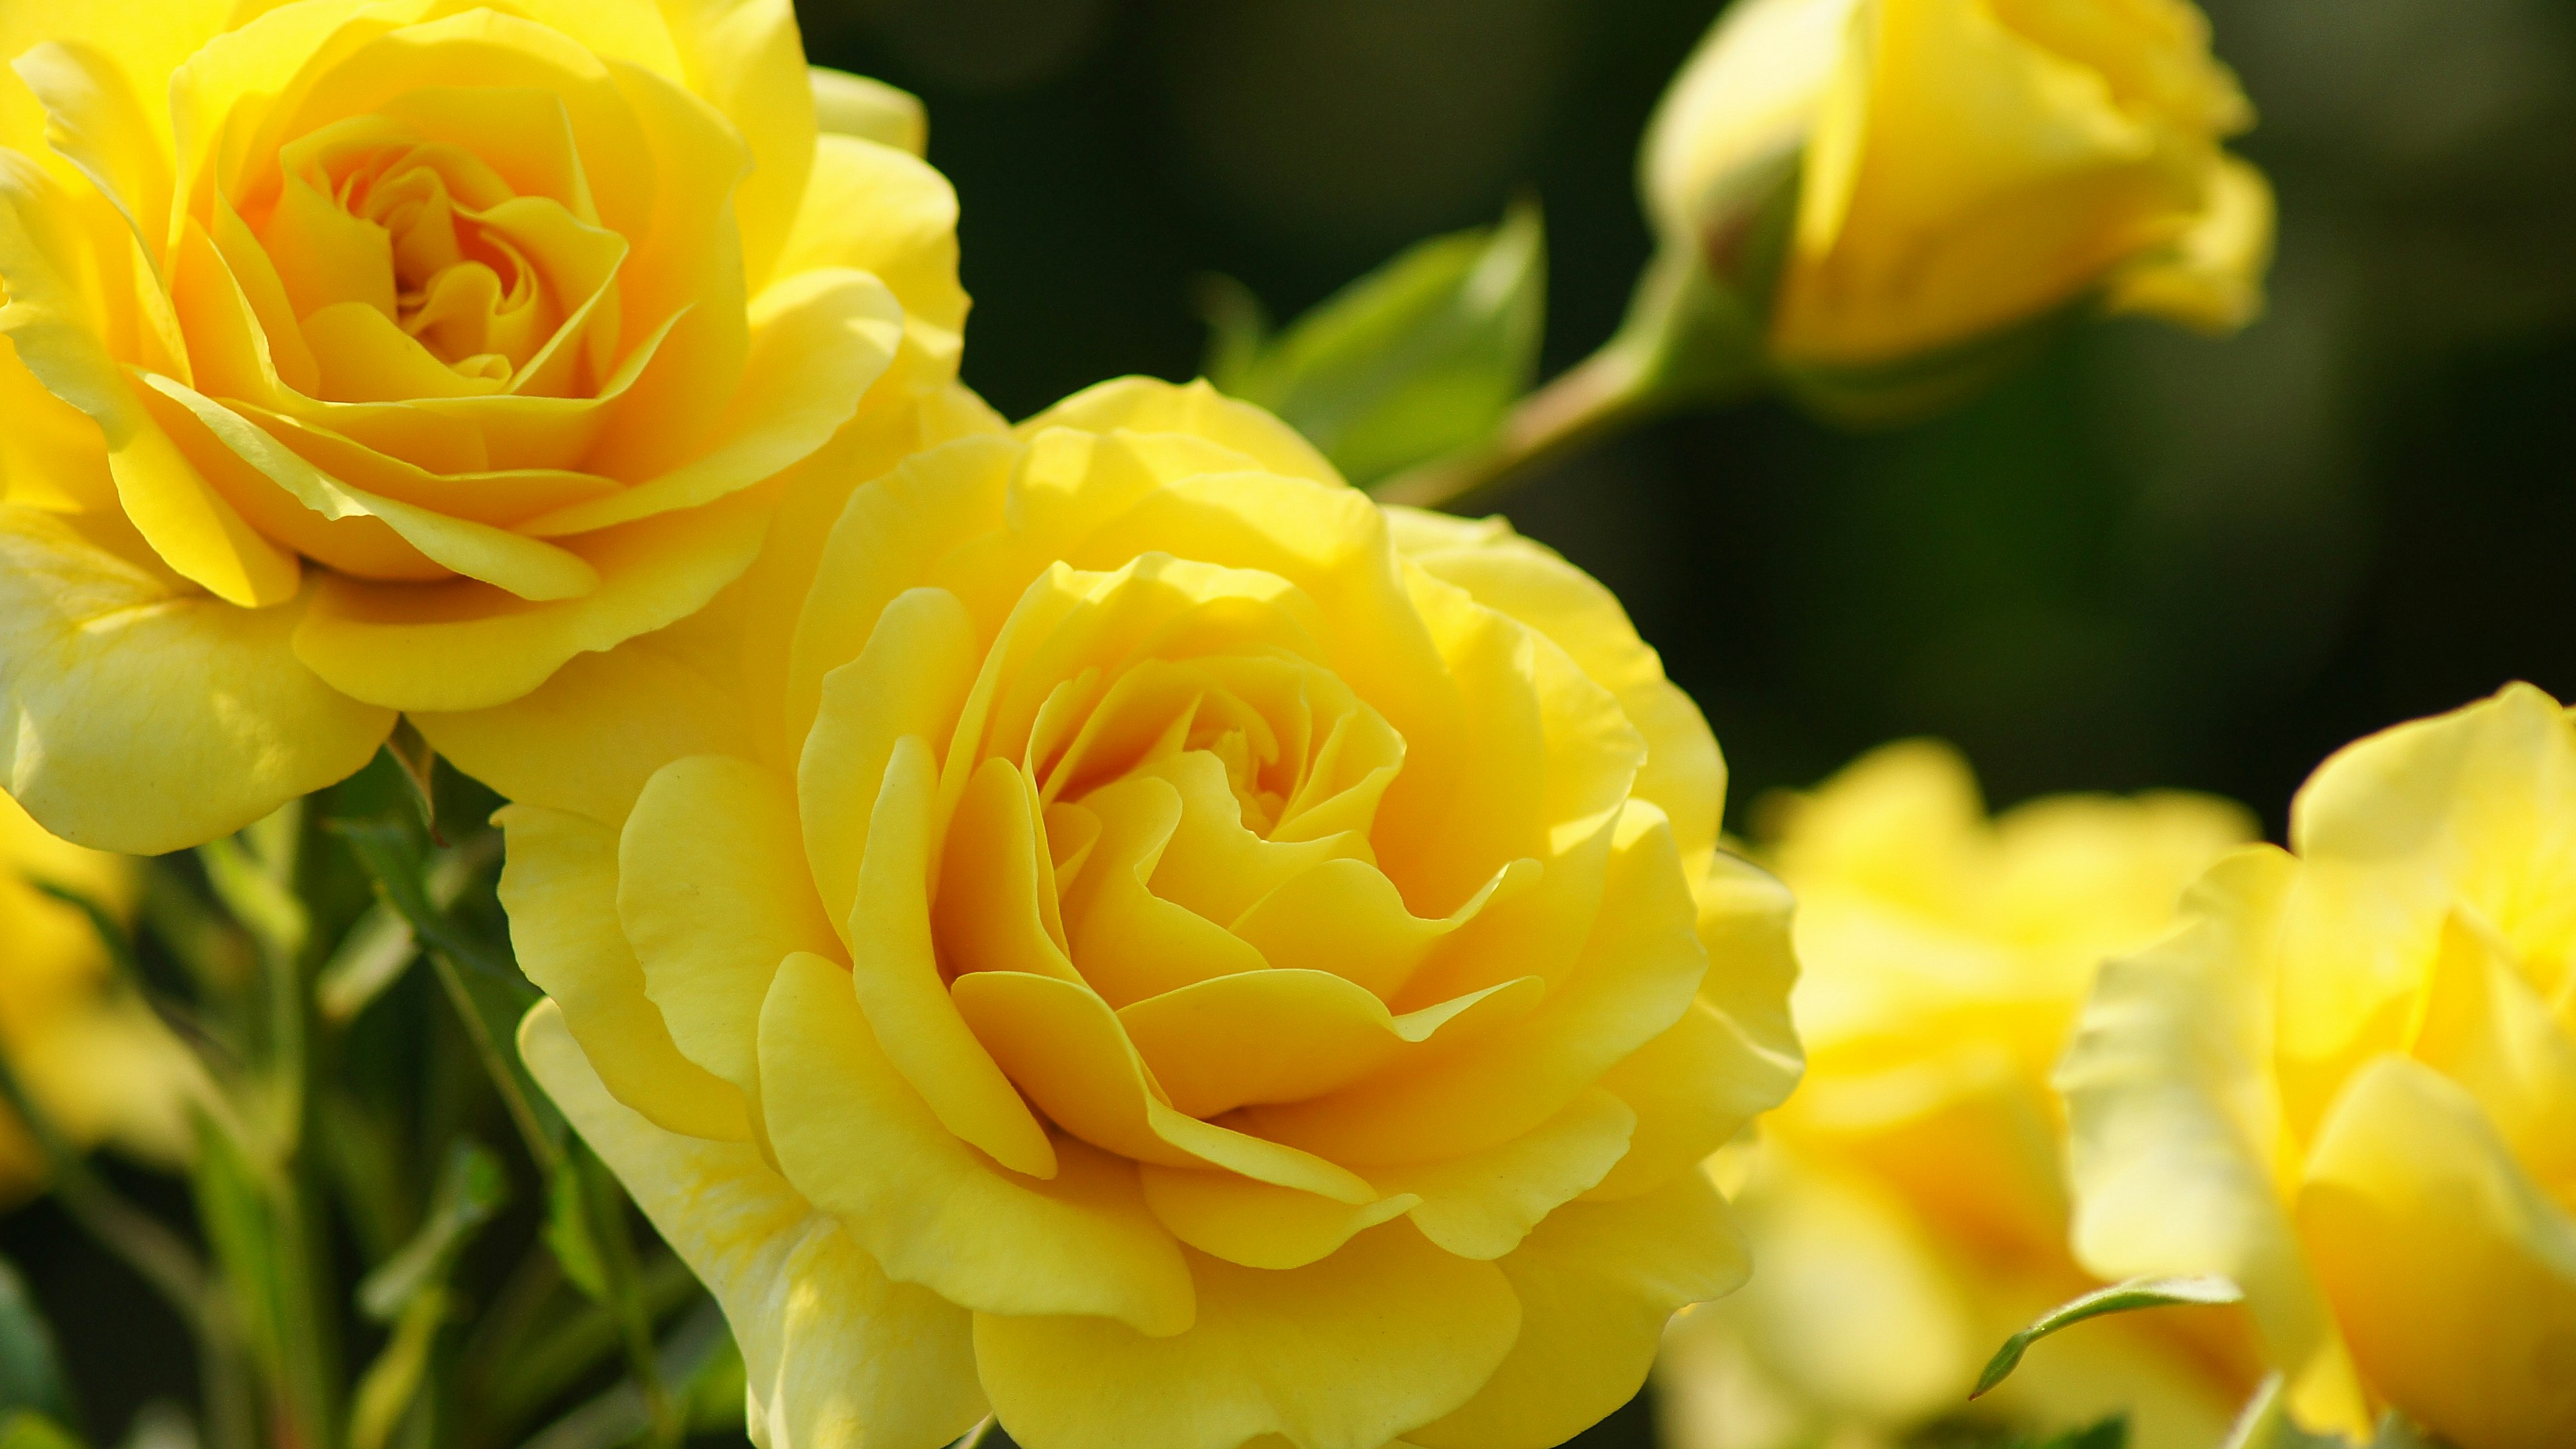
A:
<box><xmin>7</xmin><ymin>5</ymin><xmax>2559</xmax><ymax>1449</ymax></box>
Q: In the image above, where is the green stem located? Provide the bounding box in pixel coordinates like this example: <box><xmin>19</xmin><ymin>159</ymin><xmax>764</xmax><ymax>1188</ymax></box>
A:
<box><xmin>0</xmin><ymin>1052</ymin><xmax>256</xmax><ymax>1449</ymax></box>
<box><xmin>425</xmin><ymin>952</ymin><xmax>559</xmax><ymax>1175</ymax></box>
<box><xmin>1374</xmin><ymin>245</ymin><xmax>1766</xmax><ymax>514</ymax></box>
<box><xmin>580</xmin><ymin>1155</ymin><xmax>680</xmax><ymax>1449</ymax></box>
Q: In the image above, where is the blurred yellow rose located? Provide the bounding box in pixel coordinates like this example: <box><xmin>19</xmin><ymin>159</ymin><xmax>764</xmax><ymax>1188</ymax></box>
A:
<box><xmin>1643</xmin><ymin>0</ymin><xmax>2272</xmax><ymax>372</ymax></box>
<box><xmin>0</xmin><ymin>0</ymin><xmax>963</xmax><ymax>854</ymax></box>
<box><xmin>2061</xmin><ymin>684</ymin><xmax>2576</xmax><ymax>1449</ymax></box>
<box><xmin>1660</xmin><ymin>741</ymin><xmax>2259</xmax><ymax>1449</ymax></box>
<box><xmin>0</xmin><ymin>792</ymin><xmax>195</xmax><ymax>1194</ymax></box>
<box><xmin>500</xmin><ymin>376</ymin><xmax>1803</xmax><ymax>1449</ymax></box>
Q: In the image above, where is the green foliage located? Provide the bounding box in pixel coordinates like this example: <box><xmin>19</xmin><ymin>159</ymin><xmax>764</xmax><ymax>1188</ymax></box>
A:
<box><xmin>1973</xmin><ymin>1275</ymin><xmax>2243</xmax><ymax>1398</ymax></box>
<box><xmin>0</xmin><ymin>1262</ymin><xmax>72</xmax><ymax>1432</ymax></box>
<box><xmin>357</xmin><ymin>1140</ymin><xmax>508</xmax><ymax>1322</ymax></box>
<box><xmin>0</xmin><ymin>1413</ymin><xmax>83</xmax><ymax>1449</ymax></box>
<box><xmin>1202</xmin><ymin>200</ymin><xmax>1545</xmax><ymax>486</ymax></box>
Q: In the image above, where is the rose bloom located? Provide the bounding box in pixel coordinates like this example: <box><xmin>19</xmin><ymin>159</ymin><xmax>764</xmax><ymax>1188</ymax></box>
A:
<box><xmin>1643</xmin><ymin>0</ymin><xmax>2272</xmax><ymax>370</ymax></box>
<box><xmin>2062</xmin><ymin>684</ymin><xmax>2576</xmax><ymax>1449</ymax></box>
<box><xmin>1660</xmin><ymin>742</ymin><xmax>2258</xmax><ymax>1449</ymax></box>
<box><xmin>500</xmin><ymin>377</ymin><xmax>1803</xmax><ymax>1449</ymax></box>
<box><xmin>0</xmin><ymin>792</ymin><xmax>196</xmax><ymax>1193</ymax></box>
<box><xmin>0</xmin><ymin>0</ymin><xmax>962</xmax><ymax>853</ymax></box>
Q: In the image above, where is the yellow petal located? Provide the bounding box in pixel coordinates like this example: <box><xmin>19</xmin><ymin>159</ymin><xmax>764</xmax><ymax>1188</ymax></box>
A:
<box><xmin>2057</xmin><ymin>846</ymin><xmax>2374</xmax><ymax>1438</ymax></box>
<box><xmin>810</xmin><ymin>68</ymin><xmax>926</xmax><ymax>155</ymax></box>
<box><xmin>1588</xmin><ymin>995</ymin><xmax>1800</xmax><ymax>1201</ymax></box>
<box><xmin>414</xmin><ymin>600</ymin><xmax>760</xmax><ymax>827</ymax></box>
<box><xmin>1638</xmin><ymin>0</ymin><xmax>1858</xmax><ymax>242</ymax></box>
<box><xmin>757</xmin><ymin>951</ymin><xmax>1195</xmax><ymax>1336</ymax></box>
<box><xmin>1378</xmin><ymin>1087</ymin><xmax>1637</xmax><ymax>1260</ymax></box>
<box><xmin>1016</xmin><ymin>376</ymin><xmax>1339</xmax><ymax>486</ymax></box>
<box><xmin>142</xmin><ymin>371</ymin><xmax>602</xmax><ymax>600</ymax></box>
<box><xmin>516</xmin><ymin>268</ymin><xmax>903</xmax><ymax>536</ymax></box>
<box><xmin>0</xmin><ymin>156</ymin><xmax>298</xmax><ymax>606</ymax></box>
<box><xmin>1389</xmin><ymin>508</ymin><xmax>1724</xmax><ymax>868</ymax></box>
<box><xmin>11</xmin><ymin>40</ymin><xmax>170</xmax><ymax>274</ymax></box>
<box><xmin>0</xmin><ymin>505</ymin><xmax>388</xmax><ymax>854</ymax></box>
<box><xmin>643</xmin><ymin>0</ymin><xmax>812</xmax><ymax>292</ymax></box>
<box><xmin>2298</xmin><ymin>1055</ymin><xmax>2576</xmax><ymax>1449</ymax></box>
<box><xmin>495</xmin><ymin>802</ymin><xmax>747</xmax><ymax>1140</ymax></box>
<box><xmin>1412</xmin><ymin>1165</ymin><xmax>1748</xmax><ymax>1449</ymax></box>
<box><xmin>291</xmin><ymin>488</ymin><xmax>769</xmax><ymax>712</ymax></box>
<box><xmin>1116</xmin><ymin>969</ymin><xmax>1542</xmax><ymax>1120</ymax></box>
<box><xmin>844</xmin><ymin>737</ymin><xmax>1058</xmax><ymax>1178</ymax></box>
<box><xmin>2106</xmin><ymin>154</ymin><xmax>2273</xmax><ymax>333</ymax></box>
<box><xmin>519</xmin><ymin>1001</ymin><xmax>988</xmax><ymax>1449</ymax></box>
<box><xmin>1775</xmin><ymin>0</ymin><xmax>2204</xmax><ymax>363</ymax></box>
<box><xmin>776</xmin><ymin>133</ymin><xmax>963</xmax><ymax>374</ymax></box>
<box><xmin>785</xmin><ymin>433</ymin><xmax>1016</xmax><ymax>742</ymax></box>
<box><xmin>0</xmin><ymin>335</ymin><xmax>115</xmax><ymax>512</ymax></box>
<box><xmin>2407</xmin><ymin>907</ymin><xmax>2576</xmax><ymax>1195</ymax></box>
<box><xmin>0</xmin><ymin>0</ymin><xmax>228</xmax><ymax>161</ymax></box>
<box><xmin>973</xmin><ymin>1222</ymin><xmax>1519</xmax><ymax>1449</ymax></box>
<box><xmin>619</xmin><ymin>753</ymin><xmax>838</xmax><ymax>1097</ymax></box>
<box><xmin>1136</xmin><ymin>1167</ymin><xmax>1421</xmax><ymax>1271</ymax></box>
<box><xmin>936</xmin><ymin>755</ymin><xmax>1081</xmax><ymax>980</ymax></box>
<box><xmin>799</xmin><ymin>587</ymin><xmax>982</xmax><ymax>932</ymax></box>
<box><xmin>951</xmin><ymin>969</ymin><xmax>1376</xmax><ymax>1203</ymax></box>
<box><xmin>1249</xmin><ymin>805</ymin><xmax>1707</xmax><ymax>1167</ymax></box>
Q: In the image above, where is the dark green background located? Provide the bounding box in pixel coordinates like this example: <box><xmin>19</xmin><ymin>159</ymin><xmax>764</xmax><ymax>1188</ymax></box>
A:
<box><xmin>13</xmin><ymin>0</ymin><xmax>2576</xmax><ymax>1445</ymax></box>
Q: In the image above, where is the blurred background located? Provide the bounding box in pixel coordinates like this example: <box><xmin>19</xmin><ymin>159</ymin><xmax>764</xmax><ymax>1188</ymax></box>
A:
<box><xmin>12</xmin><ymin>0</ymin><xmax>2576</xmax><ymax>1445</ymax></box>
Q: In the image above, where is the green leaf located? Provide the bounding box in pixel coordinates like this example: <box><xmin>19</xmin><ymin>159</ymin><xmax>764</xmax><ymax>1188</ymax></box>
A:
<box><xmin>2034</xmin><ymin>1419</ymin><xmax>2129</xmax><ymax>1449</ymax></box>
<box><xmin>381</xmin><ymin>724</ymin><xmax>441</xmax><ymax>843</ymax></box>
<box><xmin>0</xmin><ymin>1260</ymin><xmax>73</xmax><ymax>1428</ymax></box>
<box><xmin>1205</xmin><ymin>199</ymin><xmax>1545</xmax><ymax>486</ymax></box>
<box><xmin>1973</xmin><ymin>1275</ymin><xmax>2243</xmax><ymax>1399</ymax></box>
<box><xmin>347</xmin><ymin>1287</ymin><xmax>444</xmax><ymax>1449</ymax></box>
<box><xmin>0</xmin><ymin>1413</ymin><xmax>83</xmax><ymax>1449</ymax></box>
<box><xmin>356</xmin><ymin>1140</ymin><xmax>508</xmax><ymax>1322</ymax></box>
<box><xmin>315</xmin><ymin>903</ymin><xmax>418</xmax><ymax>1026</ymax></box>
<box><xmin>545</xmin><ymin>1158</ymin><xmax>608</xmax><ymax>1303</ymax></box>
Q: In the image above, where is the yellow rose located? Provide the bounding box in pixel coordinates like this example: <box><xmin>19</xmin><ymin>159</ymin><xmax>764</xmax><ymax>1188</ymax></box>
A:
<box><xmin>1642</xmin><ymin>0</ymin><xmax>2272</xmax><ymax>371</ymax></box>
<box><xmin>0</xmin><ymin>790</ymin><xmax>196</xmax><ymax>1193</ymax></box>
<box><xmin>500</xmin><ymin>377</ymin><xmax>1803</xmax><ymax>1449</ymax></box>
<box><xmin>2061</xmin><ymin>684</ymin><xmax>2576</xmax><ymax>1449</ymax></box>
<box><xmin>1661</xmin><ymin>742</ymin><xmax>2257</xmax><ymax>1449</ymax></box>
<box><xmin>0</xmin><ymin>0</ymin><xmax>964</xmax><ymax>853</ymax></box>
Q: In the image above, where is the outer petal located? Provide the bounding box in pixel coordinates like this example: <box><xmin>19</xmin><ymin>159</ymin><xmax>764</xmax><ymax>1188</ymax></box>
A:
<box><xmin>810</xmin><ymin>67</ymin><xmax>925</xmax><ymax>154</ymax></box>
<box><xmin>757</xmin><ymin>951</ymin><xmax>1196</xmax><ymax>1336</ymax></box>
<box><xmin>0</xmin><ymin>155</ymin><xmax>299</xmax><ymax>607</ymax></box>
<box><xmin>2296</xmin><ymin>1056</ymin><xmax>2576</xmax><ymax>1449</ymax></box>
<box><xmin>775</xmin><ymin>136</ymin><xmax>965</xmax><ymax>376</ymax></box>
<box><xmin>521</xmin><ymin>1002</ymin><xmax>988</xmax><ymax>1449</ymax></box>
<box><xmin>414</xmin><ymin>598</ymin><xmax>759</xmax><ymax>826</ymax></box>
<box><xmin>621</xmin><ymin>753</ymin><xmax>839</xmax><ymax>1097</ymax></box>
<box><xmin>292</xmin><ymin>488</ymin><xmax>770</xmax><ymax>713</ymax></box>
<box><xmin>1411</xmin><ymin>1165</ymin><xmax>1749</xmax><ymax>1449</ymax></box>
<box><xmin>973</xmin><ymin>1223</ymin><xmax>1520</xmax><ymax>1449</ymax></box>
<box><xmin>1387</xmin><ymin>509</ymin><xmax>1724</xmax><ymax>867</ymax></box>
<box><xmin>2057</xmin><ymin>847</ymin><xmax>2372</xmax><ymax>1438</ymax></box>
<box><xmin>495</xmin><ymin>802</ymin><xmax>749</xmax><ymax>1141</ymax></box>
<box><xmin>2105</xmin><ymin>154</ymin><xmax>2273</xmax><ymax>332</ymax></box>
<box><xmin>0</xmin><ymin>506</ymin><xmax>388</xmax><ymax>853</ymax></box>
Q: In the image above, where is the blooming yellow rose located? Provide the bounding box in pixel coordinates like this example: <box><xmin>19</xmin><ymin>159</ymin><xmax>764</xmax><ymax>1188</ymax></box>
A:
<box><xmin>0</xmin><ymin>790</ymin><xmax>196</xmax><ymax>1193</ymax></box>
<box><xmin>1660</xmin><ymin>741</ymin><xmax>2257</xmax><ymax>1449</ymax></box>
<box><xmin>500</xmin><ymin>377</ymin><xmax>1803</xmax><ymax>1449</ymax></box>
<box><xmin>1642</xmin><ymin>0</ymin><xmax>2272</xmax><ymax>370</ymax></box>
<box><xmin>2061</xmin><ymin>684</ymin><xmax>2576</xmax><ymax>1449</ymax></box>
<box><xmin>0</xmin><ymin>0</ymin><xmax>964</xmax><ymax>854</ymax></box>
